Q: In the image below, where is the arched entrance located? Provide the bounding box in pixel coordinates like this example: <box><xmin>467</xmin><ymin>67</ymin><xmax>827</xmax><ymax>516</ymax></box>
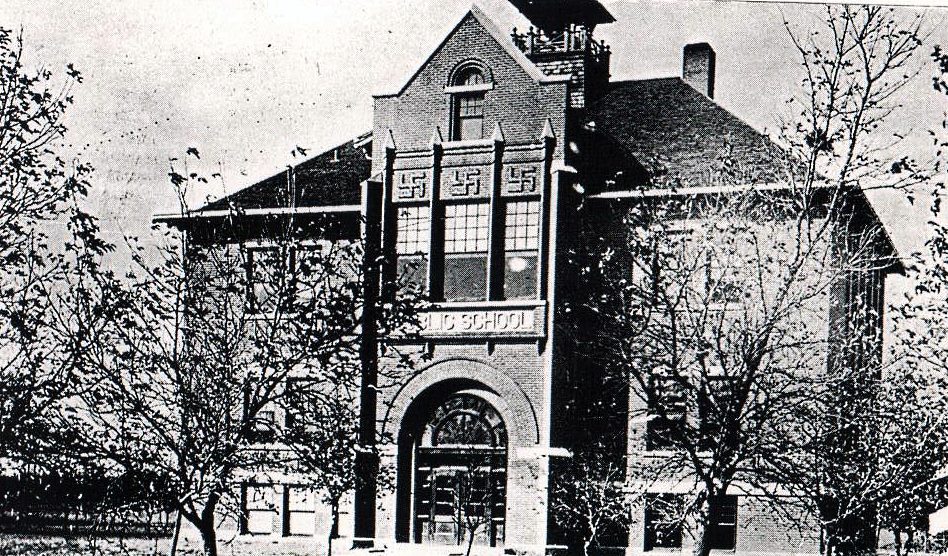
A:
<box><xmin>400</xmin><ymin>390</ymin><xmax>508</xmax><ymax>547</ymax></box>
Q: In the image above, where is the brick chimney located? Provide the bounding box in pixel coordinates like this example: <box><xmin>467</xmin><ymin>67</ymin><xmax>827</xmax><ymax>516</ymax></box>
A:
<box><xmin>683</xmin><ymin>42</ymin><xmax>715</xmax><ymax>99</ymax></box>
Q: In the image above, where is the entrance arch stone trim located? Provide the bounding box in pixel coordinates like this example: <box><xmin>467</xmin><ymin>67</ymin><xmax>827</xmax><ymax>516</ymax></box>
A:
<box><xmin>383</xmin><ymin>356</ymin><xmax>540</xmax><ymax>446</ymax></box>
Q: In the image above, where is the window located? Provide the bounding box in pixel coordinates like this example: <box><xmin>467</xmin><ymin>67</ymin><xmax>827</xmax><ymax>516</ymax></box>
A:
<box><xmin>454</xmin><ymin>95</ymin><xmax>484</xmax><ymax>140</ymax></box>
<box><xmin>698</xmin><ymin>376</ymin><xmax>737</xmax><ymax>451</ymax></box>
<box><xmin>452</xmin><ymin>68</ymin><xmax>486</xmax><ymax>141</ymax></box>
<box><xmin>242</xmin><ymin>484</ymin><xmax>277</xmax><ymax>535</ymax></box>
<box><xmin>504</xmin><ymin>200</ymin><xmax>540</xmax><ymax>299</ymax></box>
<box><xmin>396</xmin><ymin>205</ymin><xmax>430</xmax><ymax>294</ymax></box>
<box><xmin>644</xmin><ymin>494</ymin><xmax>683</xmax><ymax>550</ymax></box>
<box><xmin>704</xmin><ymin>250</ymin><xmax>745</xmax><ymax>306</ymax></box>
<box><xmin>286</xmin><ymin>486</ymin><xmax>318</xmax><ymax>536</ymax></box>
<box><xmin>292</xmin><ymin>243</ymin><xmax>330</xmax><ymax>307</ymax></box>
<box><xmin>646</xmin><ymin>376</ymin><xmax>687</xmax><ymax>451</ymax></box>
<box><xmin>443</xmin><ymin>202</ymin><xmax>490</xmax><ymax>301</ymax></box>
<box><xmin>708</xmin><ymin>495</ymin><xmax>738</xmax><ymax>550</ymax></box>
<box><xmin>249</xmin><ymin>408</ymin><xmax>278</xmax><ymax>444</ymax></box>
<box><xmin>283</xmin><ymin>378</ymin><xmax>316</xmax><ymax>431</ymax></box>
<box><xmin>247</xmin><ymin>247</ymin><xmax>285</xmax><ymax>313</ymax></box>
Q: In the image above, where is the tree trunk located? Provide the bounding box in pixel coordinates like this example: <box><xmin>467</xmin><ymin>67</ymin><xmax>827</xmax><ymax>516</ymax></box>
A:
<box><xmin>332</xmin><ymin>498</ymin><xmax>341</xmax><ymax>538</ymax></box>
<box><xmin>465</xmin><ymin>528</ymin><xmax>477</xmax><ymax>556</ymax></box>
<box><xmin>583</xmin><ymin>523</ymin><xmax>597</xmax><ymax>556</ymax></box>
<box><xmin>196</xmin><ymin>493</ymin><xmax>221</xmax><ymax>556</ymax></box>
<box><xmin>894</xmin><ymin>530</ymin><xmax>903</xmax><ymax>556</ymax></box>
<box><xmin>200</xmin><ymin>522</ymin><xmax>218</xmax><ymax>556</ymax></box>
<box><xmin>327</xmin><ymin>499</ymin><xmax>340</xmax><ymax>556</ymax></box>
<box><xmin>464</xmin><ymin>516</ymin><xmax>487</xmax><ymax>556</ymax></box>
<box><xmin>692</xmin><ymin>497</ymin><xmax>713</xmax><ymax>556</ymax></box>
<box><xmin>168</xmin><ymin>510</ymin><xmax>182</xmax><ymax>556</ymax></box>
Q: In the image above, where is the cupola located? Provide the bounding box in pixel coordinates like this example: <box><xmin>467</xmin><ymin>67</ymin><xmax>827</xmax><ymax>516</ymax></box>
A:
<box><xmin>508</xmin><ymin>0</ymin><xmax>615</xmax><ymax>107</ymax></box>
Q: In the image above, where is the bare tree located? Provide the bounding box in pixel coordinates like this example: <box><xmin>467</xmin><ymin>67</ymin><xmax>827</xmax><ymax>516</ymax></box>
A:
<box><xmin>570</xmin><ymin>7</ymin><xmax>930</xmax><ymax>556</ymax></box>
<box><xmin>0</xmin><ymin>26</ymin><xmax>93</xmax><ymax>463</ymax></box>
<box><xmin>280</xmin><ymin>352</ymin><xmax>360</xmax><ymax>556</ymax></box>
<box><xmin>871</xmin><ymin>43</ymin><xmax>948</xmax><ymax>556</ymax></box>
<box><xmin>60</xmin><ymin>152</ymin><xmax>420</xmax><ymax>556</ymax></box>
<box><xmin>449</xmin><ymin>458</ymin><xmax>504</xmax><ymax>556</ymax></box>
<box><xmin>550</xmin><ymin>445</ymin><xmax>643</xmax><ymax>556</ymax></box>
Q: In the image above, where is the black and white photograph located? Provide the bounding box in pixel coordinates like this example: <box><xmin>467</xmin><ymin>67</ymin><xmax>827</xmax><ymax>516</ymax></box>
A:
<box><xmin>1</xmin><ymin>1</ymin><xmax>947</xmax><ymax>555</ymax></box>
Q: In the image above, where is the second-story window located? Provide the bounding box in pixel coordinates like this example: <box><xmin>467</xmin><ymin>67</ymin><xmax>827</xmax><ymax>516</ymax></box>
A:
<box><xmin>452</xmin><ymin>68</ymin><xmax>486</xmax><ymax>141</ymax></box>
<box><xmin>504</xmin><ymin>200</ymin><xmax>540</xmax><ymax>299</ymax></box>
<box><xmin>396</xmin><ymin>205</ymin><xmax>431</xmax><ymax>294</ymax></box>
<box><xmin>646</xmin><ymin>375</ymin><xmax>687</xmax><ymax>451</ymax></box>
<box><xmin>247</xmin><ymin>246</ymin><xmax>285</xmax><ymax>313</ymax></box>
<box><xmin>443</xmin><ymin>202</ymin><xmax>489</xmax><ymax>301</ymax></box>
<box><xmin>292</xmin><ymin>242</ymin><xmax>332</xmax><ymax>309</ymax></box>
<box><xmin>698</xmin><ymin>375</ymin><xmax>738</xmax><ymax>451</ymax></box>
<box><xmin>284</xmin><ymin>378</ymin><xmax>317</xmax><ymax>431</ymax></box>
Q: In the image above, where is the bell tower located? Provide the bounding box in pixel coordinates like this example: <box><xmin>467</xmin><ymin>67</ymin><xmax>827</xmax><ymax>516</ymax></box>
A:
<box><xmin>508</xmin><ymin>0</ymin><xmax>615</xmax><ymax>107</ymax></box>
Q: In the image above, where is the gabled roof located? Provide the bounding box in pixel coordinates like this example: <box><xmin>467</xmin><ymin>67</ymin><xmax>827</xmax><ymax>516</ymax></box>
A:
<box><xmin>586</xmin><ymin>77</ymin><xmax>786</xmax><ymax>189</ymax></box>
<box><xmin>375</xmin><ymin>4</ymin><xmax>567</xmax><ymax>98</ymax></box>
<box><xmin>585</xmin><ymin>77</ymin><xmax>902</xmax><ymax>271</ymax></box>
<box><xmin>194</xmin><ymin>133</ymin><xmax>372</xmax><ymax>214</ymax></box>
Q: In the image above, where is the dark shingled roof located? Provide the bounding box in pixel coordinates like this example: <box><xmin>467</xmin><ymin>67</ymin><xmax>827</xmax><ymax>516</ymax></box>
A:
<box><xmin>198</xmin><ymin>134</ymin><xmax>371</xmax><ymax>212</ymax></box>
<box><xmin>586</xmin><ymin>77</ymin><xmax>786</xmax><ymax>189</ymax></box>
<box><xmin>202</xmin><ymin>79</ymin><xmax>786</xmax><ymax>210</ymax></box>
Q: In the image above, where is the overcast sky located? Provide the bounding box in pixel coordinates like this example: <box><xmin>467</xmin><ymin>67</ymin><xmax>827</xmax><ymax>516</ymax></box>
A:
<box><xmin>2</xmin><ymin>0</ymin><xmax>947</xmax><ymax>304</ymax></box>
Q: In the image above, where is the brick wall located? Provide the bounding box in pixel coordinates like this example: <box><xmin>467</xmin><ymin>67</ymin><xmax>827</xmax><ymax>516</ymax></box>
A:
<box><xmin>624</xmin><ymin>494</ymin><xmax>821</xmax><ymax>555</ymax></box>
<box><xmin>533</xmin><ymin>54</ymin><xmax>587</xmax><ymax>107</ymax></box>
<box><xmin>372</xmin><ymin>12</ymin><xmax>569</xmax><ymax>178</ymax></box>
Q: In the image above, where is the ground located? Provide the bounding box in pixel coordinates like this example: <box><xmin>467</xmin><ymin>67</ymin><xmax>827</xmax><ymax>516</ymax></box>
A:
<box><xmin>0</xmin><ymin>534</ymin><xmax>330</xmax><ymax>556</ymax></box>
<box><xmin>0</xmin><ymin>535</ymin><xmax>500</xmax><ymax>556</ymax></box>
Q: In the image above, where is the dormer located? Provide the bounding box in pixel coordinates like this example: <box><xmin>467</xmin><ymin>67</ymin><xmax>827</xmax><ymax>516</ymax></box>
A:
<box><xmin>508</xmin><ymin>0</ymin><xmax>615</xmax><ymax>107</ymax></box>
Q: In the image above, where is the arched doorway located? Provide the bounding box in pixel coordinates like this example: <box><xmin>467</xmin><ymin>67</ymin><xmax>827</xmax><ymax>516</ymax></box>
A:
<box><xmin>407</xmin><ymin>391</ymin><xmax>508</xmax><ymax>547</ymax></box>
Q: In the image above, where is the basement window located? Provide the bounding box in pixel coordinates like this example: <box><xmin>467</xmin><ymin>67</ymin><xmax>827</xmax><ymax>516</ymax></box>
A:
<box><xmin>709</xmin><ymin>495</ymin><xmax>739</xmax><ymax>550</ymax></box>
<box><xmin>644</xmin><ymin>493</ymin><xmax>683</xmax><ymax>550</ymax></box>
<box><xmin>286</xmin><ymin>486</ymin><xmax>318</xmax><ymax>536</ymax></box>
<box><xmin>242</xmin><ymin>484</ymin><xmax>277</xmax><ymax>535</ymax></box>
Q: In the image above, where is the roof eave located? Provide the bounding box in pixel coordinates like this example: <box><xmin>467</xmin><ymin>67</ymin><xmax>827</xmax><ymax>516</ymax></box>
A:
<box><xmin>153</xmin><ymin>204</ymin><xmax>362</xmax><ymax>226</ymax></box>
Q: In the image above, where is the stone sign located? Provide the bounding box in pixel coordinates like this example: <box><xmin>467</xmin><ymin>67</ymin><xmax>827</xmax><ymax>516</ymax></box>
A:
<box><xmin>420</xmin><ymin>308</ymin><xmax>538</xmax><ymax>335</ymax></box>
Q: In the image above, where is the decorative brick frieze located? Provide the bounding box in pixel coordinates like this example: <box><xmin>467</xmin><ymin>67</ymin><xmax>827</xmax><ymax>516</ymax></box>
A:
<box><xmin>394</xmin><ymin>170</ymin><xmax>428</xmax><ymax>201</ymax></box>
<box><xmin>441</xmin><ymin>166</ymin><xmax>490</xmax><ymax>199</ymax></box>
<box><xmin>504</xmin><ymin>165</ymin><xmax>540</xmax><ymax>195</ymax></box>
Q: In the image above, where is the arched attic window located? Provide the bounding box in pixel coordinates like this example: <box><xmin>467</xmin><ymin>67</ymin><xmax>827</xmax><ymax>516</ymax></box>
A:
<box><xmin>450</xmin><ymin>65</ymin><xmax>489</xmax><ymax>141</ymax></box>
